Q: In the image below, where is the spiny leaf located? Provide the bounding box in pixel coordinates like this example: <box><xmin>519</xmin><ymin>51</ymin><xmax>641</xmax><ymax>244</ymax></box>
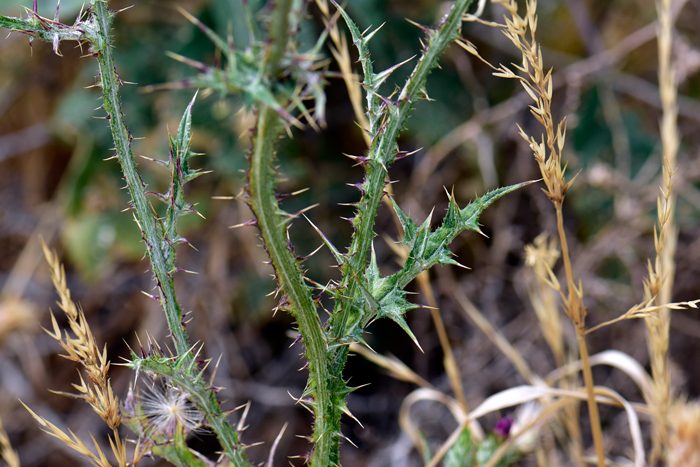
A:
<box><xmin>385</xmin><ymin>306</ymin><xmax>421</xmax><ymax>351</ymax></box>
<box><xmin>177</xmin><ymin>7</ymin><xmax>230</xmax><ymax>57</ymax></box>
<box><xmin>174</xmin><ymin>91</ymin><xmax>199</xmax><ymax>181</ymax></box>
<box><xmin>352</xmin><ymin>272</ymin><xmax>380</xmax><ymax>315</ymax></box>
<box><xmin>388</xmin><ymin>196</ymin><xmax>417</xmax><ymax>246</ymax></box>
<box><xmin>444</xmin><ymin>427</ymin><xmax>476</xmax><ymax>467</ymax></box>
<box><xmin>372</xmin><ymin>55</ymin><xmax>415</xmax><ymax>91</ymax></box>
<box><xmin>458</xmin><ymin>180</ymin><xmax>537</xmax><ymax>232</ymax></box>
<box><xmin>412</xmin><ymin>208</ymin><xmax>434</xmax><ymax>260</ymax></box>
<box><xmin>330</xmin><ymin>1</ymin><xmax>376</xmax><ymax>88</ymax></box>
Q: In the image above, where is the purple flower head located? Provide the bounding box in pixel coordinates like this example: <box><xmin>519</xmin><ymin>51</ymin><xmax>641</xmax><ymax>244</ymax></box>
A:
<box><xmin>494</xmin><ymin>417</ymin><xmax>514</xmax><ymax>440</ymax></box>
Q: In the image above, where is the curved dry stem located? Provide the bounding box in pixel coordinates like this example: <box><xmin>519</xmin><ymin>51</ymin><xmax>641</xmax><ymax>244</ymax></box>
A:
<box><xmin>424</xmin><ymin>385</ymin><xmax>647</xmax><ymax>467</ymax></box>
<box><xmin>545</xmin><ymin>350</ymin><xmax>654</xmax><ymax>403</ymax></box>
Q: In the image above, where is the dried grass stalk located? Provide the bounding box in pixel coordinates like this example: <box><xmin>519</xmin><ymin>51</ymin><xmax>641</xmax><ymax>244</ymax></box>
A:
<box><xmin>524</xmin><ymin>233</ymin><xmax>563</xmax><ymax>365</ymax></box>
<box><xmin>524</xmin><ymin>233</ymin><xmax>584</xmax><ymax>466</ymax></box>
<box><xmin>314</xmin><ymin>0</ymin><xmax>370</xmax><ymax>146</ymax></box>
<box><xmin>20</xmin><ymin>242</ymin><xmax>128</xmax><ymax>467</ymax></box>
<box><xmin>644</xmin><ymin>0</ymin><xmax>679</xmax><ymax>460</ymax></box>
<box><xmin>461</xmin><ymin>1</ymin><xmax>606</xmax><ymax>463</ymax></box>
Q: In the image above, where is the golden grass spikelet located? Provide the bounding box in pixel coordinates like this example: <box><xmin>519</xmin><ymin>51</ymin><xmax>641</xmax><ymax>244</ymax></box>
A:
<box><xmin>668</xmin><ymin>399</ymin><xmax>700</xmax><ymax>466</ymax></box>
<box><xmin>524</xmin><ymin>233</ymin><xmax>563</xmax><ymax>365</ymax></box>
<box><xmin>642</xmin><ymin>0</ymin><xmax>679</xmax><ymax>460</ymax></box>
<box><xmin>33</xmin><ymin>241</ymin><xmax>127</xmax><ymax>466</ymax></box>
<box><xmin>474</xmin><ymin>1</ymin><xmax>604</xmax><ymax>464</ymax></box>
<box><xmin>0</xmin><ymin>414</ymin><xmax>20</xmax><ymax>467</ymax></box>
<box><xmin>41</xmin><ymin>241</ymin><xmax>120</xmax><ymax>430</ymax></box>
<box><xmin>21</xmin><ymin>401</ymin><xmax>117</xmax><ymax>467</ymax></box>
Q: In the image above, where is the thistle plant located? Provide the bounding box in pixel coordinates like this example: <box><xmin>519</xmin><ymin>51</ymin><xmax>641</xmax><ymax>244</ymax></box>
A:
<box><xmin>5</xmin><ymin>0</ymin><xmax>700</xmax><ymax>465</ymax></box>
<box><xmin>0</xmin><ymin>0</ymin><xmax>531</xmax><ymax>465</ymax></box>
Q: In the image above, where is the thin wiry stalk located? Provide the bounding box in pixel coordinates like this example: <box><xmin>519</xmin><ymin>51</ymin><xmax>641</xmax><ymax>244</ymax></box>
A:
<box><xmin>524</xmin><ymin>234</ymin><xmax>584</xmax><ymax>466</ymax></box>
<box><xmin>646</xmin><ymin>0</ymin><xmax>679</xmax><ymax>460</ymax></box>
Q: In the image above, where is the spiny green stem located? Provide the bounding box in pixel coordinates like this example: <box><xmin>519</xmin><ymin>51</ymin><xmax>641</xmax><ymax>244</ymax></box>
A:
<box><xmin>321</xmin><ymin>1</ymin><xmax>477</xmax><ymax>463</ymax></box>
<box><xmin>246</xmin><ymin>1</ymin><xmax>337</xmax><ymax>463</ymax></box>
<box><xmin>266</xmin><ymin>0</ymin><xmax>293</xmax><ymax>75</ymax></box>
<box><xmin>1</xmin><ymin>2</ymin><xmax>284</xmax><ymax>465</ymax></box>
<box><xmin>132</xmin><ymin>355</ymin><xmax>253</xmax><ymax>467</ymax></box>
<box><xmin>91</xmin><ymin>4</ymin><xmax>253</xmax><ymax>463</ymax></box>
<box><xmin>333</xmin><ymin>0</ymin><xmax>475</xmax><ymax>338</ymax></box>
<box><xmin>247</xmin><ymin>105</ymin><xmax>335</xmax><ymax>465</ymax></box>
<box><xmin>90</xmin><ymin>0</ymin><xmax>191</xmax><ymax>361</ymax></box>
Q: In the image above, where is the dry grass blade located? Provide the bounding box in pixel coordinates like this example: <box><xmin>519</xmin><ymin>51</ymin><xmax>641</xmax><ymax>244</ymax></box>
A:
<box><xmin>425</xmin><ymin>385</ymin><xmax>646</xmax><ymax>467</ymax></box>
<box><xmin>314</xmin><ymin>0</ymin><xmax>370</xmax><ymax>146</ymax></box>
<box><xmin>398</xmin><ymin>387</ymin><xmax>471</xmax><ymax>458</ymax></box>
<box><xmin>447</xmin><ymin>276</ymin><xmax>537</xmax><ymax>384</ymax></box>
<box><xmin>415</xmin><ymin>271</ymin><xmax>469</xmax><ymax>412</ymax></box>
<box><xmin>349</xmin><ymin>343</ymin><xmax>433</xmax><ymax>389</ymax></box>
<box><xmin>0</xmin><ymin>414</ymin><xmax>20</xmax><ymax>467</ymax></box>
<box><xmin>594</xmin><ymin>387</ymin><xmax>645</xmax><ymax>466</ymax></box>
<box><xmin>545</xmin><ymin>350</ymin><xmax>653</xmax><ymax>403</ymax></box>
<box><xmin>265</xmin><ymin>422</ymin><xmax>288</xmax><ymax>467</ymax></box>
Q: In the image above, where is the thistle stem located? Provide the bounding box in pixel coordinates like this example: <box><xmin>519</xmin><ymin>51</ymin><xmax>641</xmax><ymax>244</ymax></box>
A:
<box><xmin>91</xmin><ymin>0</ymin><xmax>191</xmax><ymax>362</ymax></box>
<box><xmin>334</xmin><ymin>0</ymin><xmax>475</xmax><ymax>337</ymax></box>
<box><xmin>248</xmin><ymin>105</ymin><xmax>334</xmax><ymax>465</ymax></box>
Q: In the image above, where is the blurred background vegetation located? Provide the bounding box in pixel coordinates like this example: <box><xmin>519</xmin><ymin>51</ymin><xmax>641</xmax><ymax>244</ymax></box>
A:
<box><xmin>2</xmin><ymin>0</ymin><xmax>700</xmax><ymax>465</ymax></box>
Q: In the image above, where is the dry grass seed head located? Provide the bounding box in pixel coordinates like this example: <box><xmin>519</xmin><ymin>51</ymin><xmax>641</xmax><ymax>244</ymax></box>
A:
<box><xmin>524</xmin><ymin>233</ymin><xmax>563</xmax><ymax>363</ymax></box>
<box><xmin>22</xmin><ymin>401</ymin><xmax>115</xmax><ymax>467</ymax></box>
<box><xmin>34</xmin><ymin>242</ymin><xmax>126</xmax><ymax>466</ymax></box>
<box><xmin>668</xmin><ymin>399</ymin><xmax>700</xmax><ymax>466</ymax></box>
<box><xmin>41</xmin><ymin>241</ymin><xmax>120</xmax><ymax>429</ymax></box>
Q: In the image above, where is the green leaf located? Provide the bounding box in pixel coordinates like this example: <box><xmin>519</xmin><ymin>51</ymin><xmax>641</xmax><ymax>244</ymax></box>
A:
<box><xmin>444</xmin><ymin>427</ymin><xmax>475</xmax><ymax>467</ymax></box>
<box><xmin>173</xmin><ymin>91</ymin><xmax>203</xmax><ymax>183</ymax></box>
<box><xmin>474</xmin><ymin>433</ymin><xmax>520</xmax><ymax>467</ymax></box>
<box><xmin>458</xmin><ymin>181</ymin><xmax>536</xmax><ymax>232</ymax></box>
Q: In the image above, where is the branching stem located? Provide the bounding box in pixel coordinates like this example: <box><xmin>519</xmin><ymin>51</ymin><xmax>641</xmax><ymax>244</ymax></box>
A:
<box><xmin>91</xmin><ymin>0</ymin><xmax>191</xmax><ymax>361</ymax></box>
